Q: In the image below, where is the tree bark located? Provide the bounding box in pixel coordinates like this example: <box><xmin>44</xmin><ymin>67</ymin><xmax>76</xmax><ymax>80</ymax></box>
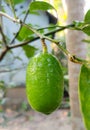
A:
<box><xmin>62</xmin><ymin>0</ymin><xmax>86</xmax><ymax>130</ymax></box>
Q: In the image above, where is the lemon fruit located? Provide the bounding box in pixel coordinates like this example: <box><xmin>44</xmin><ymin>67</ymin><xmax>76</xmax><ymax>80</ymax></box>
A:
<box><xmin>26</xmin><ymin>52</ymin><xmax>64</xmax><ymax>115</ymax></box>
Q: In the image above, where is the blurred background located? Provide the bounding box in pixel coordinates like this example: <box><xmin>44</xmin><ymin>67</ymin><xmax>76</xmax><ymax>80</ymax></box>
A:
<box><xmin>0</xmin><ymin>0</ymin><xmax>90</xmax><ymax>130</ymax></box>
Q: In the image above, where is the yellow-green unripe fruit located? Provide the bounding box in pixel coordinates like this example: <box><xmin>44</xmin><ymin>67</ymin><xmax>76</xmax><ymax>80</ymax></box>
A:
<box><xmin>26</xmin><ymin>52</ymin><xmax>64</xmax><ymax>115</ymax></box>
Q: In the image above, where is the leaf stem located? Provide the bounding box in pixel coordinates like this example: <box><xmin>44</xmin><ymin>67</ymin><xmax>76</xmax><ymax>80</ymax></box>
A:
<box><xmin>42</xmin><ymin>36</ymin><xmax>89</xmax><ymax>64</ymax></box>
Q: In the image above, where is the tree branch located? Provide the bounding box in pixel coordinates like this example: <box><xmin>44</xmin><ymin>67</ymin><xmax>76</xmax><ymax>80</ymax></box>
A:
<box><xmin>0</xmin><ymin>11</ymin><xmax>20</xmax><ymax>23</ymax></box>
<box><xmin>0</xmin><ymin>25</ymin><xmax>7</xmax><ymax>46</ymax></box>
<box><xmin>0</xmin><ymin>11</ymin><xmax>89</xmax><ymax>65</ymax></box>
<box><xmin>37</xmin><ymin>24</ymin><xmax>74</xmax><ymax>32</ymax></box>
<box><xmin>0</xmin><ymin>47</ymin><xmax>9</xmax><ymax>61</ymax></box>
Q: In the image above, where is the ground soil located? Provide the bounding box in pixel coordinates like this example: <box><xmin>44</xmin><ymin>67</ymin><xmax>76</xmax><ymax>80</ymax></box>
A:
<box><xmin>0</xmin><ymin>109</ymin><xmax>71</xmax><ymax>130</ymax></box>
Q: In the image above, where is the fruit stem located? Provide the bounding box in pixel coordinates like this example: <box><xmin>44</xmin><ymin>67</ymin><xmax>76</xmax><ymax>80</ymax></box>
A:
<box><xmin>43</xmin><ymin>36</ymin><xmax>90</xmax><ymax>65</ymax></box>
<box><xmin>41</xmin><ymin>39</ymin><xmax>48</xmax><ymax>53</ymax></box>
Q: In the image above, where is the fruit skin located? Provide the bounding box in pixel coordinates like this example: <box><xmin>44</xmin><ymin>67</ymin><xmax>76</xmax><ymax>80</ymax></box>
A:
<box><xmin>26</xmin><ymin>52</ymin><xmax>64</xmax><ymax>115</ymax></box>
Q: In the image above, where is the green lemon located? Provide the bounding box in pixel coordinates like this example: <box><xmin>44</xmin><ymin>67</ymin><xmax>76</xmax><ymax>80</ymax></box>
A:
<box><xmin>26</xmin><ymin>52</ymin><xmax>64</xmax><ymax>115</ymax></box>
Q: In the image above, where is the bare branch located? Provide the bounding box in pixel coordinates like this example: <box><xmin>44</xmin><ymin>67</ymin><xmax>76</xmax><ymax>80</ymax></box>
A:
<box><xmin>0</xmin><ymin>47</ymin><xmax>9</xmax><ymax>61</ymax></box>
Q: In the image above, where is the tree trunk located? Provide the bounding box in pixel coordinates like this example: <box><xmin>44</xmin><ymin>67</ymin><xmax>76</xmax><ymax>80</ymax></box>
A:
<box><xmin>62</xmin><ymin>0</ymin><xmax>86</xmax><ymax>130</ymax></box>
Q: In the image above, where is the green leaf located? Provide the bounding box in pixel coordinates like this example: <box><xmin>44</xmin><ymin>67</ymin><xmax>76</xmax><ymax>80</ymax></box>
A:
<box><xmin>29</xmin><ymin>1</ymin><xmax>55</xmax><ymax>12</ymax></box>
<box><xmin>73</xmin><ymin>21</ymin><xmax>84</xmax><ymax>29</ymax></box>
<box><xmin>79</xmin><ymin>64</ymin><xmax>90</xmax><ymax>130</ymax></box>
<box><xmin>84</xmin><ymin>9</ymin><xmax>90</xmax><ymax>23</ymax></box>
<box><xmin>22</xmin><ymin>45</ymin><xmax>38</xmax><ymax>58</ymax></box>
<box><xmin>82</xmin><ymin>25</ymin><xmax>90</xmax><ymax>36</ymax></box>
<box><xmin>17</xmin><ymin>26</ymin><xmax>35</xmax><ymax>41</ymax></box>
<box><xmin>5</xmin><ymin>0</ymin><xmax>25</xmax><ymax>5</ymax></box>
<box><xmin>13</xmin><ymin>0</ymin><xmax>25</xmax><ymax>5</ymax></box>
<box><xmin>83</xmin><ymin>9</ymin><xmax>90</xmax><ymax>35</ymax></box>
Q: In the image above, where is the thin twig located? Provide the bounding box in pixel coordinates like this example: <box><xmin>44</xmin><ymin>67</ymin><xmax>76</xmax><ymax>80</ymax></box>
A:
<box><xmin>37</xmin><ymin>24</ymin><xmax>74</xmax><ymax>31</ymax></box>
<box><xmin>10</xmin><ymin>7</ymin><xmax>30</xmax><ymax>44</ymax></box>
<box><xmin>0</xmin><ymin>11</ymin><xmax>20</xmax><ymax>23</ymax></box>
<box><xmin>9</xmin><ymin>39</ymin><xmax>33</xmax><ymax>49</ymax></box>
<box><xmin>0</xmin><ymin>26</ymin><xmax>7</xmax><ymax>46</ymax></box>
<box><xmin>0</xmin><ymin>47</ymin><xmax>9</xmax><ymax>61</ymax></box>
<box><xmin>8</xmin><ymin>0</ymin><xmax>17</xmax><ymax>18</ymax></box>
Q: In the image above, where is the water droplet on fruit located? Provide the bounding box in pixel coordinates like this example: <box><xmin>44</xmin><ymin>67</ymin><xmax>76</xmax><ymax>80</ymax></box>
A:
<box><xmin>47</xmin><ymin>78</ymin><xmax>50</xmax><ymax>84</ymax></box>
<box><xmin>50</xmin><ymin>69</ymin><xmax>53</xmax><ymax>72</ymax></box>
<box><xmin>30</xmin><ymin>68</ymin><xmax>34</xmax><ymax>73</ymax></box>
<box><xmin>38</xmin><ymin>62</ymin><xmax>42</xmax><ymax>67</ymax></box>
<box><xmin>47</xmin><ymin>73</ymin><xmax>49</xmax><ymax>77</ymax></box>
<box><xmin>47</xmin><ymin>58</ymin><xmax>51</xmax><ymax>62</ymax></box>
<box><xmin>48</xmin><ymin>64</ymin><xmax>51</xmax><ymax>67</ymax></box>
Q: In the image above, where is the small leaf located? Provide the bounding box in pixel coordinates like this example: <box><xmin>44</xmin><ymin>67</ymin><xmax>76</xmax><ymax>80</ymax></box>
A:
<box><xmin>13</xmin><ymin>0</ymin><xmax>25</xmax><ymax>5</ymax></box>
<box><xmin>5</xmin><ymin>0</ymin><xmax>25</xmax><ymax>5</ymax></box>
<box><xmin>79</xmin><ymin>64</ymin><xmax>90</xmax><ymax>130</ymax></box>
<box><xmin>17</xmin><ymin>26</ymin><xmax>35</xmax><ymax>41</ymax></box>
<box><xmin>22</xmin><ymin>45</ymin><xmax>38</xmax><ymax>58</ymax></box>
<box><xmin>29</xmin><ymin>10</ymin><xmax>40</xmax><ymax>15</ymax></box>
<box><xmin>82</xmin><ymin>25</ymin><xmax>90</xmax><ymax>36</ymax></box>
<box><xmin>84</xmin><ymin>9</ymin><xmax>90</xmax><ymax>23</ymax></box>
<box><xmin>73</xmin><ymin>21</ymin><xmax>85</xmax><ymax>30</ymax></box>
<box><xmin>29</xmin><ymin>1</ymin><xmax>55</xmax><ymax>12</ymax></box>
